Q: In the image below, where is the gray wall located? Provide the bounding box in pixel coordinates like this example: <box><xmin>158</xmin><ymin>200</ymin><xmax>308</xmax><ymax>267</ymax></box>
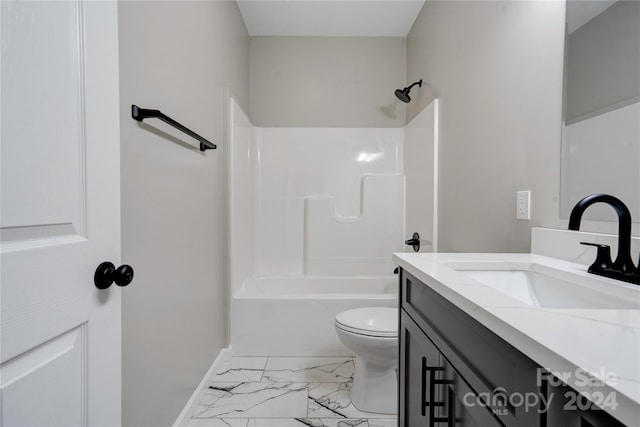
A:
<box><xmin>118</xmin><ymin>1</ymin><xmax>249</xmax><ymax>426</ymax></box>
<box><xmin>407</xmin><ymin>1</ymin><xmax>566</xmax><ymax>252</ymax></box>
<box><xmin>565</xmin><ymin>0</ymin><xmax>640</xmax><ymax>123</ymax></box>
<box><xmin>250</xmin><ymin>36</ymin><xmax>406</xmax><ymax>127</ymax></box>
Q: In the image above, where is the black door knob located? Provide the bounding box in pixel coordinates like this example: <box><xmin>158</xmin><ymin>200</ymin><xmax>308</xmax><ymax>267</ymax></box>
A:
<box><xmin>94</xmin><ymin>262</ymin><xmax>134</xmax><ymax>289</ymax></box>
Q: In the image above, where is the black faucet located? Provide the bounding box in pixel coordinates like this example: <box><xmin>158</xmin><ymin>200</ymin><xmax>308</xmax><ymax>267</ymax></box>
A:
<box><xmin>568</xmin><ymin>194</ymin><xmax>639</xmax><ymax>285</ymax></box>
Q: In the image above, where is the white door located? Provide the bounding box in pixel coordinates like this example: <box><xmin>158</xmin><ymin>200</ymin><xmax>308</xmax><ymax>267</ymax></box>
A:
<box><xmin>1</xmin><ymin>1</ymin><xmax>122</xmax><ymax>425</ymax></box>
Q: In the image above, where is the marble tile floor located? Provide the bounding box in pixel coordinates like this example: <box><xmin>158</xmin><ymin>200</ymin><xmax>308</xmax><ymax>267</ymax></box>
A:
<box><xmin>184</xmin><ymin>357</ymin><xmax>397</xmax><ymax>427</ymax></box>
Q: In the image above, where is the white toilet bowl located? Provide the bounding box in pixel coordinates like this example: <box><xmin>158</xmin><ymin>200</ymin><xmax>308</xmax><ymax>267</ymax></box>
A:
<box><xmin>334</xmin><ymin>307</ymin><xmax>398</xmax><ymax>414</ymax></box>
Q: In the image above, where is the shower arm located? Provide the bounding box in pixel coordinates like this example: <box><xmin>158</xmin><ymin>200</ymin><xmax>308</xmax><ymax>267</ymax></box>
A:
<box><xmin>406</xmin><ymin>80</ymin><xmax>422</xmax><ymax>91</ymax></box>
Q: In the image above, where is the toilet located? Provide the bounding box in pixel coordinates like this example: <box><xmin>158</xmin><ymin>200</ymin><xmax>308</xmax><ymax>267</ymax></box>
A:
<box><xmin>334</xmin><ymin>307</ymin><xmax>398</xmax><ymax>414</ymax></box>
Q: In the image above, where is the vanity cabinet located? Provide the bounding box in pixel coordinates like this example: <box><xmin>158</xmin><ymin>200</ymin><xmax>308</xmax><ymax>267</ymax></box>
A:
<box><xmin>400</xmin><ymin>309</ymin><xmax>503</xmax><ymax>426</ymax></box>
<box><xmin>398</xmin><ymin>268</ymin><xmax>626</xmax><ymax>427</ymax></box>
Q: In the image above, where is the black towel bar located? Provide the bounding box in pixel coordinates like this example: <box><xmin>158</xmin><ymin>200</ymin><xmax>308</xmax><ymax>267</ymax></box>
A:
<box><xmin>131</xmin><ymin>105</ymin><xmax>216</xmax><ymax>151</ymax></box>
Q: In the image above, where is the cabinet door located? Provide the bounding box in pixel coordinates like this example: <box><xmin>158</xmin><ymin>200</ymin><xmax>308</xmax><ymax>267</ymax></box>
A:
<box><xmin>400</xmin><ymin>310</ymin><xmax>443</xmax><ymax>427</ymax></box>
<box><xmin>438</xmin><ymin>356</ymin><xmax>503</xmax><ymax>427</ymax></box>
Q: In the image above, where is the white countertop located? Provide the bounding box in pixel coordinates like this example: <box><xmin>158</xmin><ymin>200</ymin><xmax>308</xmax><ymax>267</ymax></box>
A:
<box><xmin>393</xmin><ymin>252</ymin><xmax>640</xmax><ymax>426</ymax></box>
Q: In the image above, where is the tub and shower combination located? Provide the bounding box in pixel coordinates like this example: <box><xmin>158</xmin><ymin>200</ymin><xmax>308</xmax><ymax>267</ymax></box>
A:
<box><xmin>228</xmin><ymin>98</ymin><xmax>438</xmax><ymax>356</ymax></box>
<box><xmin>231</xmin><ymin>275</ymin><xmax>398</xmax><ymax>356</ymax></box>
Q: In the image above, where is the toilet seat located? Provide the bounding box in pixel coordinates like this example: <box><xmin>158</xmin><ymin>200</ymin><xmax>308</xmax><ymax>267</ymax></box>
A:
<box><xmin>335</xmin><ymin>307</ymin><xmax>397</xmax><ymax>338</ymax></box>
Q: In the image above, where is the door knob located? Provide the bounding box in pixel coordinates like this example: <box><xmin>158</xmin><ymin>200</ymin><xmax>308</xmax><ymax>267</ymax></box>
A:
<box><xmin>94</xmin><ymin>262</ymin><xmax>134</xmax><ymax>289</ymax></box>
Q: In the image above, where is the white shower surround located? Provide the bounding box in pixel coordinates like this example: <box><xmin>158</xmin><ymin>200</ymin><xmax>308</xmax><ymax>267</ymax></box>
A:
<box><xmin>255</xmin><ymin>127</ymin><xmax>405</xmax><ymax>277</ymax></box>
<box><xmin>228</xmin><ymin>97</ymin><xmax>437</xmax><ymax>356</ymax></box>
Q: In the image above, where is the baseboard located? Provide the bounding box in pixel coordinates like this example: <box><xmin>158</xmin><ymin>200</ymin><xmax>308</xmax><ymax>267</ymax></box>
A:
<box><xmin>172</xmin><ymin>346</ymin><xmax>233</xmax><ymax>427</ymax></box>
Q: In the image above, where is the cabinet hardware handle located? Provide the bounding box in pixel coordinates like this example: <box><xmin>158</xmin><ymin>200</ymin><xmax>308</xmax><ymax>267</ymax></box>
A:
<box><xmin>421</xmin><ymin>357</ymin><xmax>454</xmax><ymax>426</ymax></box>
<box><xmin>447</xmin><ymin>387</ymin><xmax>455</xmax><ymax>426</ymax></box>
<box><xmin>428</xmin><ymin>366</ymin><xmax>450</xmax><ymax>426</ymax></box>
<box><xmin>421</xmin><ymin>357</ymin><xmax>427</xmax><ymax>416</ymax></box>
<box><xmin>421</xmin><ymin>358</ymin><xmax>445</xmax><ymax>418</ymax></box>
<box><xmin>430</xmin><ymin>385</ymin><xmax>455</xmax><ymax>426</ymax></box>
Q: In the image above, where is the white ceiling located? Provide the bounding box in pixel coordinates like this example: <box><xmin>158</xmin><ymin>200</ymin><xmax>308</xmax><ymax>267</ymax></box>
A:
<box><xmin>236</xmin><ymin>0</ymin><xmax>427</xmax><ymax>37</ymax></box>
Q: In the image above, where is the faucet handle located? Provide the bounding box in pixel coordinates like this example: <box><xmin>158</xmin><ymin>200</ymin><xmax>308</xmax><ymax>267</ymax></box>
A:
<box><xmin>580</xmin><ymin>242</ymin><xmax>613</xmax><ymax>272</ymax></box>
<box><xmin>405</xmin><ymin>232</ymin><xmax>421</xmax><ymax>252</ymax></box>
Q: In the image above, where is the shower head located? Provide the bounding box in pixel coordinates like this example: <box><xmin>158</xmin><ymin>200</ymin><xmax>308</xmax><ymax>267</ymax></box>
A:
<box><xmin>394</xmin><ymin>79</ymin><xmax>422</xmax><ymax>103</ymax></box>
<box><xmin>394</xmin><ymin>88</ymin><xmax>411</xmax><ymax>103</ymax></box>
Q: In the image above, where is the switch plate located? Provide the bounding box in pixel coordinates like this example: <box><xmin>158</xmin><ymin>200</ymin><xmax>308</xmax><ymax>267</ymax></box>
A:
<box><xmin>516</xmin><ymin>191</ymin><xmax>531</xmax><ymax>220</ymax></box>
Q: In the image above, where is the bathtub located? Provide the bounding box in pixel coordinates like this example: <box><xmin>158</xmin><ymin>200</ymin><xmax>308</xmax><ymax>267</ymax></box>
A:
<box><xmin>230</xmin><ymin>275</ymin><xmax>398</xmax><ymax>356</ymax></box>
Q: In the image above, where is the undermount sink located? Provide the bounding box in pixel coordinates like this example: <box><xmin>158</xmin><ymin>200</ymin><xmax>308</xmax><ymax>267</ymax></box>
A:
<box><xmin>448</xmin><ymin>262</ymin><xmax>640</xmax><ymax>310</ymax></box>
